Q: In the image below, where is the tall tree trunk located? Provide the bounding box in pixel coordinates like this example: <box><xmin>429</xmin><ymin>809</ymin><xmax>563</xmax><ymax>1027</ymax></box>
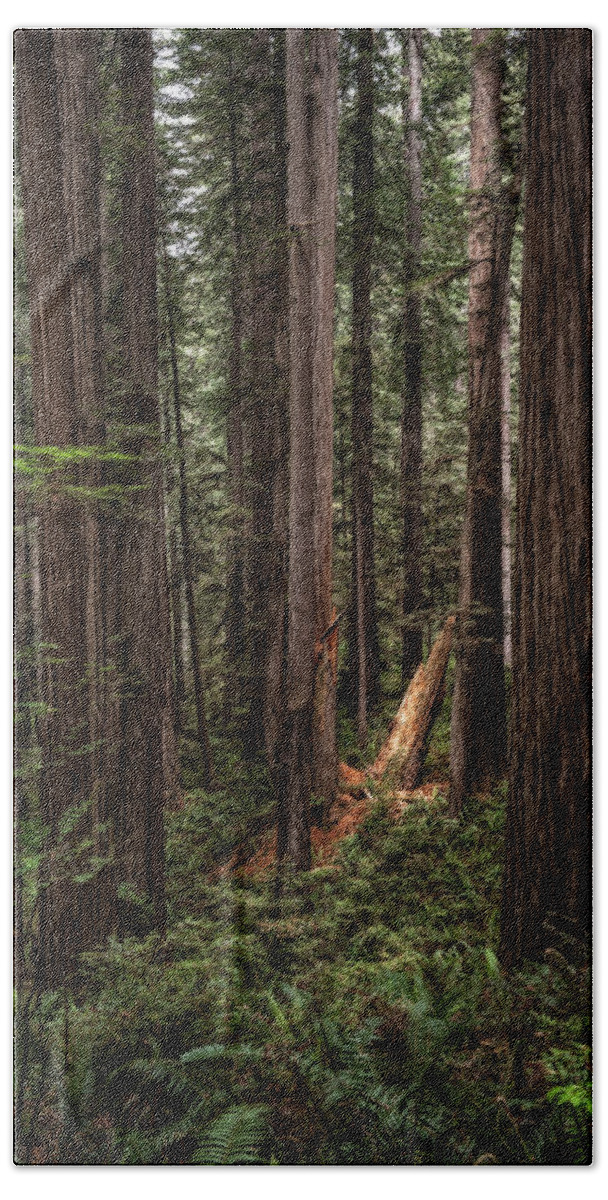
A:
<box><xmin>401</xmin><ymin>28</ymin><xmax>424</xmax><ymax>685</ymax></box>
<box><xmin>161</xmin><ymin>381</ymin><xmax>186</xmax><ymax>732</ymax></box>
<box><xmin>243</xmin><ymin>30</ymin><xmax>289</xmax><ymax>771</ymax></box>
<box><xmin>13</xmin><ymin>498</ymin><xmax>37</xmax><ymax>995</ymax></box>
<box><xmin>501</xmin><ymin>291</ymin><xmax>513</xmax><ymax>670</ymax></box>
<box><xmin>348</xmin><ymin>28</ymin><xmax>380</xmax><ymax>743</ymax></box>
<box><xmin>97</xmin><ymin>39</ymin><xmax>126</xmax><ymax>843</ymax></box>
<box><xmin>224</xmin><ymin>52</ymin><xmax>247</xmax><ymax>735</ymax></box>
<box><xmin>16</xmin><ymin>30</ymin><xmax>111</xmax><ymax>986</ymax></box>
<box><xmin>53</xmin><ymin>29</ymin><xmax>116</xmax><ymax>939</ymax></box>
<box><xmin>162</xmin><ymin>242</ymin><xmax>215</xmax><ymax>787</ymax></box>
<box><xmin>449</xmin><ymin>29</ymin><xmax>513</xmax><ymax>815</ymax></box>
<box><xmin>500</xmin><ymin>30</ymin><xmax>591</xmax><ymax>967</ymax></box>
<box><xmin>265</xmin><ymin>30</ymin><xmax>290</xmax><ymax>774</ymax></box>
<box><xmin>113</xmin><ymin>29</ymin><xmax>175</xmax><ymax>933</ymax></box>
<box><xmin>280</xmin><ymin>29</ymin><xmax>338</xmax><ymax>868</ymax></box>
<box><xmin>157</xmin><ymin>231</ymin><xmax>186</xmax><ymax>733</ymax></box>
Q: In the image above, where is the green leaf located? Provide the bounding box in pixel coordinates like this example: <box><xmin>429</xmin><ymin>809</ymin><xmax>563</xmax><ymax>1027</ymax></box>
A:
<box><xmin>484</xmin><ymin>947</ymin><xmax>500</xmax><ymax>980</ymax></box>
<box><xmin>266</xmin><ymin>990</ymin><xmax>292</xmax><ymax>1037</ymax></box>
<box><xmin>546</xmin><ymin>1084</ymin><xmax>592</xmax><ymax>1115</ymax></box>
<box><xmin>181</xmin><ymin>1044</ymin><xmax>225</xmax><ymax>1063</ymax></box>
<box><xmin>192</xmin><ymin>1104</ymin><xmax>268</xmax><ymax>1165</ymax></box>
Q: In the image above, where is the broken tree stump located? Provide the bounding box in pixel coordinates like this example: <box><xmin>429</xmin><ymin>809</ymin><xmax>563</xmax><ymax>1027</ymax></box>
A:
<box><xmin>224</xmin><ymin>618</ymin><xmax>454</xmax><ymax>879</ymax></box>
<box><xmin>370</xmin><ymin>615</ymin><xmax>455</xmax><ymax>787</ymax></box>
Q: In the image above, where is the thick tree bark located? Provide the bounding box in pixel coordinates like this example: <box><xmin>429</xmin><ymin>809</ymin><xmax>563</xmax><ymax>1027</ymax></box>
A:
<box><xmin>348</xmin><ymin>28</ymin><xmax>380</xmax><ymax>742</ymax></box>
<box><xmin>243</xmin><ymin>30</ymin><xmax>289</xmax><ymax>771</ymax></box>
<box><xmin>53</xmin><ymin>29</ymin><xmax>118</xmax><ymax>942</ymax></box>
<box><xmin>267</xmin><ymin>31</ymin><xmax>291</xmax><ymax>777</ymax></box>
<box><xmin>162</xmin><ymin>242</ymin><xmax>215</xmax><ymax>787</ymax></box>
<box><xmin>449</xmin><ymin>29</ymin><xmax>513</xmax><ymax>815</ymax></box>
<box><xmin>16</xmin><ymin>29</ymin><xmax>113</xmax><ymax>986</ymax></box>
<box><xmin>500</xmin><ymin>30</ymin><xmax>591</xmax><ymax>967</ymax></box>
<box><xmin>280</xmin><ymin>29</ymin><xmax>338</xmax><ymax>868</ymax></box>
<box><xmin>401</xmin><ymin>28</ymin><xmax>424</xmax><ymax>685</ymax></box>
<box><xmin>112</xmin><ymin>29</ymin><xmax>176</xmax><ymax>933</ymax></box>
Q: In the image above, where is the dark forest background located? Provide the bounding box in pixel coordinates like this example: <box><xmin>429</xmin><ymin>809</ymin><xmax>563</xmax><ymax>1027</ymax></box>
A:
<box><xmin>13</xmin><ymin>27</ymin><xmax>591</xmax><ymax>1165</ymax></box>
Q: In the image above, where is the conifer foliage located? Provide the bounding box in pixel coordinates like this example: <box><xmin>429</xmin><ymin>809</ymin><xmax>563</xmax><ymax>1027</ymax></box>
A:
<box><xmin>14</xmin><ymin>26</ymin><xmax>591</xmax><ymax>1165</ymax></box>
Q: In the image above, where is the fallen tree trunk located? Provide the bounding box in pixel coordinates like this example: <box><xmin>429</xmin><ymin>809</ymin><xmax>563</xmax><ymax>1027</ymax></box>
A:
<box><xmin>220</xmin><ymin>617</ymin><xmax>454</xmax><ymax>877</ymax></box>
<box><xmin>370</xmin><ymin>615</ymin><xmax>455</xmax><ymax>787</ymax></box>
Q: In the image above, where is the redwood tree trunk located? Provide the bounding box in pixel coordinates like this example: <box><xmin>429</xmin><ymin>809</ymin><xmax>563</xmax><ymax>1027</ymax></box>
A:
<box><xmin>161</xmin><ymin>380</ymin><xmax>186</xmax><ymax>732</ymax></box>
<box><xmin>280</xmin><ymin>29</ymin><xmax>338</xmax><ymax>868</ymax></box>
<box><xmin>449</xmin><ymin>29</ymin><xmax>511</xmax><ymax>815</ymax></box>
<box><xmin>500</xmin><ymin>29</ymin><xmax>591</xmax><ymax>967</ymax></box>
<box><xmin>53</xmin><ymin>28</ymin><xmax>117</xmax><ymax>943</ymax></box>
<box><xmin>268</xmin><ymin>31</ymin><xmax>290</xmax><ymax>777</ymax></box>
<box><xmin>244</xmin><ymin>30</ymin><xmax>289</xmax><ymax>772</ymax></box>
<box><xmin>223</xmin><ymin>51</ymin><xmax>247</xmax><ymax>734</ymax></box>
<box><xmin>162</xmin><ymin>242</ymin><xmax>215</xmax><ymax>787</ymax></box>
<box><xmin>113</xmin><ymin>29</ymin><xmax>175</xmax><ymax>933</ymax></box>
<box><xmin>348</xmin><ymin>28</ymin><xmax>380</xmax><ymax>742</ymax></box>
<box><xmin>16</xmin><ymin>29</ymin><xmax>111</xmax><ymax>986</ymax></box>
<box><xmin>501</xmin><ymin>292</ymin><xmax>513</xmax><ymax>670</ymax></box>
<box><xmin>401</xmin><ymin>28</ymin><xmax>424</xmax><ymax>685</ymax></box>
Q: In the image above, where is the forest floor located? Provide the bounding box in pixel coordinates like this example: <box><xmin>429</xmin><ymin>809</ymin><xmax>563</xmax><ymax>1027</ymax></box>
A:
<box><xmin>16</xmin><ymin>670</ymin><xmax>591</xmax><ymax>1166</ymax></box>
<box><xmin>232</xmin><ymin>766</ymin><xmax>448</xmax><ymax>877</ymax></box>
<box><xmin>229</xmin><ymin>619</ymin><xmax>455</xmax><ymax>877</ymax></box>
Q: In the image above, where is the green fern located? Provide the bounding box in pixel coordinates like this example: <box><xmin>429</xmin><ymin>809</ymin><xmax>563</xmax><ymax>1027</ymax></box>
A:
<box><xmin>192</xmin><ymin>1104</ymin><xmax>268</xmax><ymax>1165</ymax></box>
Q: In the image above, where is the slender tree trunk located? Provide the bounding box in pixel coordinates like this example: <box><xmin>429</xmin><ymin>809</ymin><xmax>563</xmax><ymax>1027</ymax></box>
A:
<box><xmin>16</xmin><ymin>29</ymin><xmax>111</xmax><ymax>986</ymax></box>
<box><xmin>501</xmin><ymin>292</ymin><xmax>513</xmax><ymax>670</ymax></box>
<box><xmin>500</xmin><ymin>30</ymin><xmax>591</xmax><ymax>967</ymax></box>
<box><xmin>14</xmin><ymin>507</ymin><xmax>37</xmax><ymax>751</ymax></box>
<box><xmin>348</xmin><ymin>28</ymin><xmax>380</xmax><ymax>743</ymax></box>
<box><xmin>113</xmin><ymin>29</ymin><xmax>176</xmax><ymax>933</ymax></box>
<box><xmin>337</xmin><ymin>401</ymin><xmax>348</xmax><ymax>553</ymax></box>
<box><xmin>449</xmin><ymin>29</ymin><xmax>514</xmax><ymax>815</ymax></box>
<box><xmin>266</xmin><ymin>30</ymin><xmax>290</xmax><ymax>774</ymax></box>
<box><xmin>13</xmin><ymin>497</ymin><xmax>37</xmax><ymax>995</ymax></box>
<box><xmin>162</xmin><ymin>243</ymin><xmax>215</xmax><ymax>787</ymax></box>
<box><xmin>97</xmin><ymin>46</ymin><xmax>126</xmax><ymax>844</ymax></box>
<box><xmin>280</xmin><ymin>29</ymin><xmax>338</xmax><ymax>868</ymax></box>
<box><xmin>161</xmin><ymin>383</ymin><xmax>186</xmax><ymax>731</ymax></box>
<box><xmin>224</xmin><ymin>54</ymin><xmax>248</xmax><ymax>733</ymax></box>
<box><xmin>243</xmin><ymin>30</ymin><xmax>289</xmax><ymax>770</ymax></box>
<box><xmin>401</xmin><ymin>28</ymin><xmax>424</xmax><ymax>685</ymax></box>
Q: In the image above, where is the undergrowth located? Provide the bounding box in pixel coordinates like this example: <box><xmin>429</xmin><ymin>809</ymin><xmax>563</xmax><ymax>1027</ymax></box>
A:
<box><xmin>15</xmin><ymin>745</ymin><xmax>591</xmax><ymax>1164</ymax></box>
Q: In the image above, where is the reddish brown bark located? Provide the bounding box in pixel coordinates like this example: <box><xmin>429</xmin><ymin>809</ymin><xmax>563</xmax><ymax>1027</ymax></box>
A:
<box><xmin>348</xmin><ymin>28</ymin><xmax>380</xmax><ymax>742</ymax></box>
<box><xmin>266</xmin><ymin>31</ymin><xmax>291</xmax><ymax>776</ymax></box>
<box><xmin>401</xmin><ymin>28</ymin><xmax>424</xmax><ymax>685</ymax></box>
<box><xmin>280</xmin><ymin>29</ymin><xmax>338</xmax><ymax>868</ymax></box>
<box><xmin>16</xmin><ymin>29</ymin><xmax>114</xmax><ymax>986</ymax></box>
<box><xmin>54</xmin><ymin>29</ymin><xmax>117</xmax><ymax>942</ymax></box>
<box><xmin>243</xmin><ymin>30</ymin><xmax>289</xmax><ymax>771</ymax></box>
<box><xmin>501</xmin><ymin>292</ymin><xmax>513</xmax><ymax>669</ymax></box>
<box><xmin>111</xmin><ymin>29</ymin><xmax>176</xmax><ymax>932</ymax></box>
<box><xmin>500</xmin><ymin>30</ymin><xmax>591</xmax><ymax>967</ymax></box>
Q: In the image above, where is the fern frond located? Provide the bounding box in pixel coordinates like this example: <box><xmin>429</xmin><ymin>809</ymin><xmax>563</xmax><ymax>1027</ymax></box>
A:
<box><xmin>181</xmin><ymin>1043</ymin><xmax>226</xmax><ymax>1064</ymax></box>
<box><xmin>192</xmin><ymin>1104</ymin><xmax>268</xmax><ymax>1165</ymax></box>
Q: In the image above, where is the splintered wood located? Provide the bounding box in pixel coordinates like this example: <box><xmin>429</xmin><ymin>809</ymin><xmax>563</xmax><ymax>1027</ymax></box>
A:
<box><xmin>370</xmin><ymin>615</ymin><xmax>454</xmax><ymax>788</ymax></box>
<box><xmin>224</xmin><ymin>617</ymin><xmax>454</xmax><ymax>877</ymax></box>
